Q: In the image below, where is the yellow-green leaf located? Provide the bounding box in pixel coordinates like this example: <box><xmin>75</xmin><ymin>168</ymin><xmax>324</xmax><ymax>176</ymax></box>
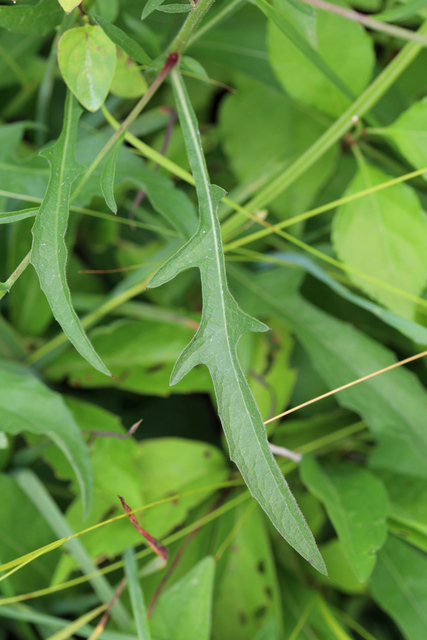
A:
<box><xmin>110</xmin><ymin>48</ymin><xmax>148</xmax><ymax>99</ymax></box>
<box><xmin>58</xmin><ymin>0</ymin><xmax>82</xmax><ymax>12</ymax></box>
<box><xmin>58</xmin><ymin>25</ymin><xmax>116</xmax><ymax>112</ymax></box>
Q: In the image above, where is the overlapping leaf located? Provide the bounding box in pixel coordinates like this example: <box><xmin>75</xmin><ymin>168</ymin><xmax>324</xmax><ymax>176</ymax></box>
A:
<box><xmin>31</xmin><ymin>91</ymin><xmax>110</xmax><ymax>376</ymax></box>
<box><xmin>148</xmin><ymin>69</ymin><xmax>326</xmax><ymax>574</ymax></box>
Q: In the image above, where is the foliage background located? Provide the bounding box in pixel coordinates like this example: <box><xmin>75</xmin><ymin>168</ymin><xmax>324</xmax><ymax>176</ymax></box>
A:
<box><xmin>1</xmin><ymin>0</ymin><xmax>427</xmax><ymax>638</ymax></box>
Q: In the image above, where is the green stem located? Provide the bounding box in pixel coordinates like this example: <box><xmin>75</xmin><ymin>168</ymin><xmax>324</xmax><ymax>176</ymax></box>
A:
<box><xmin>168</xmin><ymin>0</ymin><xmax>218</xmax><ymax>54</ymax></box>
<box><xmin>221</xmin><ymin>19</ymin><xmax>427</xmax><ymax>239</ymax></box>
<box><xmin>0</xmin><ymin>252</ymin><xmax>31</xmax><ymax>302</ymax></box>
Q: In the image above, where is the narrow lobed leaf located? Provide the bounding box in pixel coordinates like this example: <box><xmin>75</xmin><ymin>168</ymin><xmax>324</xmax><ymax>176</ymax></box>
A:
<box><xmin>0</xmin><ymin>208</ymin><xmax>38</xmax><ymax>224</ymax></box>
<box><xmin>31</xmin><ymin>91</ymin><xmax>110</xmax><ymax>376</ymax></box>
<box><xmin>148</xmin><ymin>69</ymin><xmax>327</xmax><ymax>575</ymax></box>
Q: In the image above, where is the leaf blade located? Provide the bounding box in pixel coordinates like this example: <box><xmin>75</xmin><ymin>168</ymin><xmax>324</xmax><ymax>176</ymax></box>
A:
<box><xmin>31</xmin><ymin>91</ymin><xmax>110</xmax><ymax>376</ymax></box>
<box><xmin>148</xmin><ymin>69</ymin><xmax>326</xmax><ymax>575</ymax></box>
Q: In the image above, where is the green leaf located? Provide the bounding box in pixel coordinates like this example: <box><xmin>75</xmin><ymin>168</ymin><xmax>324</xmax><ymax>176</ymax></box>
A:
<box><xmin>150</xmin><ymin>557</ymin><xmax>215</xmax><ymax>640</ymax></box>
<box><xmin>141</xmin><ymin>0</ymin><xmax>167</xmax><ymax>20</ymax></box>
<box><xmin>0</xmin><ymin>361</ymin><xmax>92</xmax><ymax>517</ymax></box>
<box><xmin>332</xmin><ymin>159</ymin><xmax>427</xmax><ymax>319</ymax></box>
<box><xmin>100</xmin><ymin>133</ymin><xmax>126</xmax><ymax>214</ymax></box>
<box><xmin>317</xmin><ymin>539</ymin><xmax>365</xmax><ymax>594</ymax></box>
<box><xmin>220</xmin><ymin>76</ymin><xmax>337</xmax><ymax>221</ymax></box>
<box><xmin>0</xmin><ymin>474</ymin><xmax>60</xmax><ymax>592</ymax></box>
<box><xmin>0</xmin><ymin>208</ymin><xmax>38</xmax><ymax>224</ymax></box>
<box><xmin>110</xmin><ymin>48</ymin><xmax>148</xmax><ymax>98</ymax></box>
<box><xmin>371</xmin><ymin>536</ymin><xmax>427</xmax><ymax>640</ymax></box>
<box><xmin>58</xmin><ymin>25</ymin><xmax>116</xmax><ymax>112</ymax></box>
<box><xmin>156</xmin><ymin>3</ymin><xmax>192</xmax><ymax>13</ymax></box>
<box><xmin>92</xmin><ymin>15</ymin><xmax>153</xmax><ymax>66</ymax></box>
<box><xmin>230</xmin><ymin>266</ymin><xmax>427</xmax><ymax>479</ymax></box>
<box><xmin>254</xmin><ymin>0</ymin><xmax>355</xmax><ymax>102</ymax></box>
<box><xmin>212</xmin><ymin>505</ymin><xmax>283</xmax><ymax>640</ymax></box>
<box><xmin>374</xmin><ymin>0</ymin><xmax>427</xmax><ymax>24</ymax></box>
<box><xmin>275</xmin><ymin>252</ymin><xmax>427</xmax><ymax>345</ymax></box>
<box><xmin>300</xmin><ymin>457</ymin><xmax>388</xmax><ymax>582</ymax></box>
<box><xmin>268</xmin><ymin>0</ymin><xmax>375</xmax><ymax>117</ymax></box>
<box><xmin>378</xmin><ymin>97</ymin><xmax>427</xmax><ymax>180</ymax></box>
<box><xmin>123</xmin><ymin>549</ymin><xmax>151</xmax><ymax>640</ymax></box>
<box><xmin>148</xmin><ymin>70</ymin><xmax>326</xmax><ymax>575</ymax></box>
<box><xmin>58</xmin><ymin>0</ymin><xmax>82</xmax><ymax>12</ymax></box>
<box><xmin>31</xmin><ymin>91</ymin><xmax>110</xmax><ymax>376</ymax></box>
<box><xmin>0</xmin><ymin>0</ymin><xmax>62</xmax><ymax>35</ymax></box>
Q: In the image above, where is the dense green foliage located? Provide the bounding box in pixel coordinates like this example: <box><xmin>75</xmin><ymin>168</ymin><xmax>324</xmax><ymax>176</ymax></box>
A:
<box><xmin>1</xmin><ymin>0</ymin><xmax>427</xmax><ymax>638</ymax></box>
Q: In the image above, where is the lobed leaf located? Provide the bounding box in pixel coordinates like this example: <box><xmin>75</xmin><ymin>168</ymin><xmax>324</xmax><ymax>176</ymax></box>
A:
<box><xmin>31</xmin><ymin>91</ymin><xmax>110</xmax><ymax>376</ymax></box>
<box><xmin>148</xmin><ymin>69</ymin><xmax>327</xmax><ymax>575</ymax></box>
<box><xmin>58</xmin><ymin>25</ymin><xmax>116</xmax><ymax>112</ymax></box>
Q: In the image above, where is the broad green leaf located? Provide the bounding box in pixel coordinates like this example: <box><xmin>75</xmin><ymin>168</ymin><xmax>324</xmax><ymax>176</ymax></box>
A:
<box><xmin>0</xmin><ymin>0</ymin><xmax>62</xmax><ymax>35</ymax></box>
<box><xmin>220</xmin><ymin>76</ymin><xmax>337</xmax><ymax>221</ymax></box>
<box><xmin>275</xmin><ymin>252</ymin><xmax>427</xmax><ymax>345</ymax></box>
<box><xmin>31</xmin><ymin>92</ymin><xmax>110</xmax><ymax>376</ymax></box>
<box><xmin>254</xmin><ymin>0</ymin><xmax>355</xmax><ymax>101</ymax></box>
<box><xmin>230</xmin><ymin>266</ymin><xmax>427</xmax><ymax>479</ymax></box>
<box><xmin>123</xmin><ymin>549</ymin><xmax>150</xmax><ymax>640</ymax></box>
<box><xmin>0</xmin><ymin>474</ymin><xmax>59</xmax><ymax>592</ymax></box>
<box><xmin>332</xmin><ymin>160</ymin><xmax>427</xmax><ymax>319</ymax></box>
<box><xmin>92</xmin><ymin>15</ymin><xmax>153</xmax><ymax>66</ymax></box>
<box><xmin>148</xmin><ymin>70</ymin><xmax>326</xmax><ymax>575</ymax></box>
<box><xmin>100</xmin><ymin>133</ymin><xmax>126</xmax><ymax>214</ymax></box>
<box><xmin>58</xmin><ymin>25</ymin><xmax>116</xmax><ymax>112</ymax></box>
<box><xmin>371</xmin><ymin>536</ymin><xmax>427</xmax><ymax>640</ymax></box>
<box><xmin>317</xmin><ymin>539</ymin><xmax>365</xmax><ymax>594</ymax></box>
<box><xmin>300</xmin><ymin>457</ymin><xmax>388</xmax><ymax>582</ymax></box>
<box><xmin>142</xmin><ymin>0</ymin><xmax>167</xmax><ymax>20</ymax></box>
<box><xmin>110</xmin><ymin>48</ymin><xmax>148</xmax><ymax>98</ymax></box>
<box><xmin>58</xmin><ymin>0</ymin><xmax>82</xmax><ymax>12</ymax></box>
<box><xmin>212</xmin><ymin>505</ymin><xmax>283</xmax><ymax>640</ymax></box>
<box><xmin>156</xmin><ymin>3</ymin><xmax>192</xmax><ymax>12</ymax></box>
<box><xmin>151</xmin><ymin>557</ymin><xmax>215</xmax><ymax>640</ymax></box>
<box><xmin>0</xmin><ymin>361</ymin><xmax>92</xmax><ymax>516</ymax></box>
<box><xmin>378</xmin><ymin>97</ymin><xmax>427</xmax><ymax>179</ymax></box>
<box><xmin>268</xmin><ymin>0</ymin><xmax>375</xmax><ymax>117</ymax></box>
<box><xmin>0</xmin><ymin>208</ymin><xmax>38</xmax><ymax>224</ymax></box>
<box><xmin>375</xmin><ymin>470</ymin><xmax>427</xmax><ymax>537</ymax></box>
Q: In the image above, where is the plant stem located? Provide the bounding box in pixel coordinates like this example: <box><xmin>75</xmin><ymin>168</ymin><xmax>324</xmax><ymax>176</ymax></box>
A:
<box><xmin>222</xmin><ymin>19</ymin><xmax>427</xmax><ymax>238</ymax></box>
<box><xmin>300</xmin><ymin>0</ymin><xmax>427</xmax><ymax>48</ymax></box>
<box><xmin>168</xmin><ymin>0</ymin><xmax>218</xmax><ymax>53</ymax></box>
<box><xmin>0</xmin><ymin>252</ymin><xmax>31</xmax><ymax>302</ymax></box>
